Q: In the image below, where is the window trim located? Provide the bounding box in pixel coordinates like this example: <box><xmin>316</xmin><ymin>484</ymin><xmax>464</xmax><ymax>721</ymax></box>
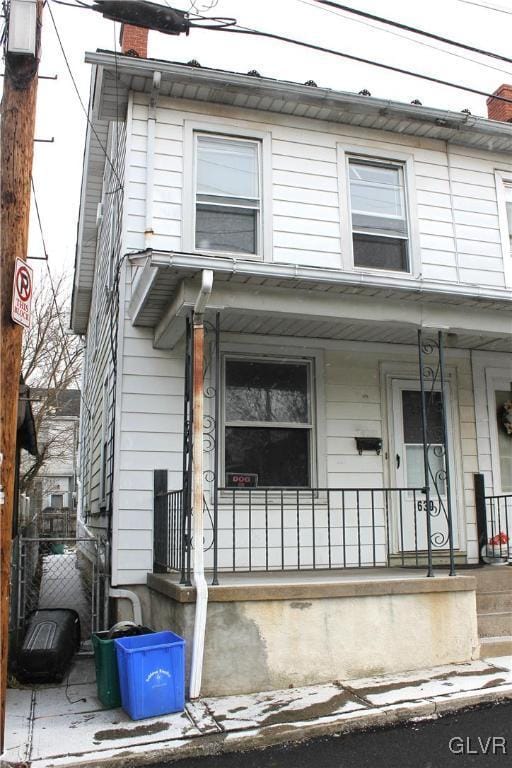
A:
<box><xmin>194</xmin><ymin>133</ymin><xmax>262</xmax><ymax>257</ymax></box>
<box><xmin>337</xmin><ymin>144</ymin><xmax>420</xmax><ymax>277</ymax></box>
<box><xmin>183</xmin><ymin>119</ymin><xmax>273</xmax><ymax>261</ymax></box>
<box><xmin>221</xmin><ymin>353</ymin><xmax>317</xmax><ymax>489</ymax></box>
<box><xmin>486</xmin><ymin>368</ymin><xmax>512</xmax><ymax>495</ymax></box>
<box><xmin>494</xmin><ymin>170</ymin><xmax>512</xmax><ymax>289</ymax></box>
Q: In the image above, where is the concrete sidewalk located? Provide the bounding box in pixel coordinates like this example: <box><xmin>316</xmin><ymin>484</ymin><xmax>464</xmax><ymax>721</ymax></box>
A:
<box><xmin>2</xmin><ymin>655</ymin><xmax>512</xmax><ymax>768</ymax></box>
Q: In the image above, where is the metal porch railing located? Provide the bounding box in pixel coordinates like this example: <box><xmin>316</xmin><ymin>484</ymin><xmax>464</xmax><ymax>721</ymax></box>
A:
<box><xmin>154</xmin><ymin>484</ymin><xmax>436</xmax><ymax>583</ymax></box>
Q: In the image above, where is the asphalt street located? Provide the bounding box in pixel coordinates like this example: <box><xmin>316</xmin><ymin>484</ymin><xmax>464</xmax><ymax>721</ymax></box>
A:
<box><xmin>154</xmin><ymin>701</ymin><xmax>512</xmax><ymax>768</ymax></box>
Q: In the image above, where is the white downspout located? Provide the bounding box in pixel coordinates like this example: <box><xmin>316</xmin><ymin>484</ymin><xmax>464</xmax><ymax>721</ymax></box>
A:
<box><xmin>109</xmin><ymin>587</ymin><xmax>143</xmax><ymax>626</ymax></box>
<box><xmin>189</xmin><ymin>269</ymin><xmax>213</xmax><ymax>699</ymax></box>
<box><xmin>144</xmin><ymin>71</ymin><xmax>161</xmax><ymax>250</ymax></box>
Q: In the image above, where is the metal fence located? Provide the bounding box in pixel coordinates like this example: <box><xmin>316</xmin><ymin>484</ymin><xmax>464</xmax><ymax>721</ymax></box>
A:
<box><xmin>154</xmin><ymin>486</ymin><xmax>434</xmax><ymax>581</ymax></box>
<box><xmin>485</xmin><ymin>494</ymin><xmax>512</xmax><ymax>560</ymax></box>
<box><xmin>154</xmin><ymin>489</ymin><xmax>185</xmax><ymax>574</ymax></box>
<box><xmin>14</xmin><ymin>535</ymin><xmax>107</xmax><ymax>647</ymax></box>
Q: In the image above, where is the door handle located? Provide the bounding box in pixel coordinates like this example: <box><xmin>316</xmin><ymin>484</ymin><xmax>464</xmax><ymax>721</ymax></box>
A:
<box><xmin>396</xmin><ymin>454</ymin><xmax>401</xmax><ymax>469</ymax></box>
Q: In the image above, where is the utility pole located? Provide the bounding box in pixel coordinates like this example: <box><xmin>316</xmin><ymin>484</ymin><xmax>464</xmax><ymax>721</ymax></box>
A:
<box><xmin>0</xmin><ymin>0</ymin><xmax>43</xmax><ymax>752</ymax></box>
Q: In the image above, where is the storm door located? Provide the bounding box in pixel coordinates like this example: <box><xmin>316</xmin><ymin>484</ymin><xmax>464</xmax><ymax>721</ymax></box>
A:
<box><xmin>392</xmin><ymin>381</ymin><xmax>459</xmax><ymax>552</ymax></box>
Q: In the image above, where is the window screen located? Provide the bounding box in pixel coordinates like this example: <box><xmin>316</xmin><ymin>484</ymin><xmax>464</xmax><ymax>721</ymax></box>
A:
<box><xmin>195</xmin><ymin>135</ymin><xmax>261</xmax><ymax>255</ymax></box>
<box><xmin>349</xmin><ymin>158</ymin><xmax>409</xmax><ymax>271</ymax></box>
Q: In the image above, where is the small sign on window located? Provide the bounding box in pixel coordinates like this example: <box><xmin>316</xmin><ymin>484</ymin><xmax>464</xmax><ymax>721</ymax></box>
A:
<box><xmin>226</xmin><ymin>473</ymin><xmax>258</xmax><ymax>488</ymax></box>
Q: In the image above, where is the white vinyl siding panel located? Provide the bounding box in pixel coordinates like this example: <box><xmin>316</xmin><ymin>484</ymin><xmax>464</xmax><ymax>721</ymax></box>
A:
<box><xmin>79</xmin><ymin>121</ymin><xmax>126</xmax><ymax>534</ymax></box>
<box><xmin>123</xmin><ymin>93</ymin><xmax>512</xmax><ymax>289</ymax></box>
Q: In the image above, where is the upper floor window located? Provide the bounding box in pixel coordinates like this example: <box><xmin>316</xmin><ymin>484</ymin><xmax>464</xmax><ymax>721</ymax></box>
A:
<box><xmin>348</xmin><ymin>158</ymin><xmax>409</xmax><ymax>272</ymax></box>
<box><xmin>195</xmin><ymin>134</ymin><xmax>261</xmax><ymax>256</ymax></box>
<box><xmin>504</xmin><ymin>183</ymin><xmax>512</xmax><ymax>252</ymax></box>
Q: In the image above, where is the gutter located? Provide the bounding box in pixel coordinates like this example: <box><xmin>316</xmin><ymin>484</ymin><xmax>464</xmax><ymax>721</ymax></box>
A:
<box><xmin>145</xmin><ymin>71</ymin><xmax>161</xmax><ymax>249</ymax></box>
<box><xmin>130</xmin><ymin>249</ymin><xmax>512</xmax><ymax>308</ymax></box>
<box><xmin>189</xmin><ymin>269</ymin><xmax>214</xmax><ymax>699</ymax></box>
<box><xmin>84</xmin><ymin>50</ymin><xmax>512</xmax><ymax>149</ymax></box>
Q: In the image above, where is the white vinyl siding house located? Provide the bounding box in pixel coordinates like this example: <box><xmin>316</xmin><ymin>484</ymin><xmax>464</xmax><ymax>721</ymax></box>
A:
<box><xmin>73</xmin><ymin>55</ymin><xmax>512</xmax><ymax>590</ymax></box>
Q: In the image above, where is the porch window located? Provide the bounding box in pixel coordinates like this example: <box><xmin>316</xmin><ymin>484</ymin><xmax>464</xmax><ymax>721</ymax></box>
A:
<box><xmin>195</xmin><ymin>134</ymin><xmax>261</xmax><ymax>256</ymax></box>
<box><xmin>348</xmin><ymin>158</ymin><xmax>409</xmax><ymax>272</ymax></box>
<box><xmin>224</xmin><ymin>359</ymin><xmax>312</xmax><ymax>487</ymax></box>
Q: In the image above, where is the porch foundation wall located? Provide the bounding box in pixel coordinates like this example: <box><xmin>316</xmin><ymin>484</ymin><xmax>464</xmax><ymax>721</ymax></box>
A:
<box><xmin>118</xmin><ymin>577</ymin><xmax>479</xmax><ymax>697</ymax></box>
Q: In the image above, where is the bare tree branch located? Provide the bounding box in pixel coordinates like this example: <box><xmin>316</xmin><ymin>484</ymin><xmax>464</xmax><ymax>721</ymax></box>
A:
<box><xmin>20</xmin><ymin>274</ymin><xmax>83</xmax><ymax>496</ymax></box>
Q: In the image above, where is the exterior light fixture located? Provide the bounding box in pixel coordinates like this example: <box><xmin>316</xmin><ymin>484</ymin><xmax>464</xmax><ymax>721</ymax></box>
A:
<box><xmin>8</xmin><ymin>0</ymin><xmax>37</xmax><ymax>56</ymax></box>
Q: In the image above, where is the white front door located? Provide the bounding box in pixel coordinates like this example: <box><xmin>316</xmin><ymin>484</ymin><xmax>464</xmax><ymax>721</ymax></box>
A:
<box><xmin>392</xmin><ymin>380</ymin><xmax>459</xmax><ymax>552</ymax></box>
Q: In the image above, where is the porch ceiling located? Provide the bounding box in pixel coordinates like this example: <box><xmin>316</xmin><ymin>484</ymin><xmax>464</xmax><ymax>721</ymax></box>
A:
<box><xmin>128</xmin><ymin>251</ymin><xmax>512</xmax><ymax>353</ymax></box>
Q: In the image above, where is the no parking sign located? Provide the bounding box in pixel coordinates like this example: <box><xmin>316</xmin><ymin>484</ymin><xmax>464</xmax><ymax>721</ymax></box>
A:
<box><xmin>11</xmin><ymin>258</ymin><xmax>33</xmax><ymax>328</ymax></box>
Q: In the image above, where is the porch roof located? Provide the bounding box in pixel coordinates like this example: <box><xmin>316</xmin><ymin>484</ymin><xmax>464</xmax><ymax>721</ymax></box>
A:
<box><xmin>128</xmin><ymin>249</ymin><xmax>512</xmax><ymax>353</ymax></box>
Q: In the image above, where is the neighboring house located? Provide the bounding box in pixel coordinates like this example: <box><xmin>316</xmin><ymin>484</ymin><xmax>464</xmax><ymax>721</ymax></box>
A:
<box><xmin>72</xmin><ymin>26</ymin><xmax>512</xmax><ymax>697</ymax></box>
<box><xmin>22</xmin><ymin>389</ymin><xmax>80</xmax><ymax>534</ymax></box>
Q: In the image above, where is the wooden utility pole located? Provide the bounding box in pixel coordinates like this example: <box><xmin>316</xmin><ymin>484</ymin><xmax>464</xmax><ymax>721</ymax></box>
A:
<box><xmin>0</xmin><ymin>1</ymin><xmax>43</xmax><ymax>752</ymax></box>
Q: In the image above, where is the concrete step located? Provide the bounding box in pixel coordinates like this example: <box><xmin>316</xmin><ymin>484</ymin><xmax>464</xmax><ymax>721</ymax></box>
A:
<box><xmin>477</xmin><ymin>610</ymin><xmax>512</xmax><ymax>638</ymax></box>
<box><xmin>479</xmin><ymin>635</ymin><xmax>512</xmax><ymax>659</ymax></box>
<box><xmin>476</xmin><ymin>591</ymin><xmax>512</xmax><ymax>613</ymax></box>
<box><xmin>472</xmin><ymin>566</ymin><xmax>512</xmax><ymax>592</ymax></box>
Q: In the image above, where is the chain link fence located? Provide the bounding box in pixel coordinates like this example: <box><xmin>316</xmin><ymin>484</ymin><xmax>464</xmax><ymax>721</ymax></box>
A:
<box><xmin>12</xmin><ymin>534</ymin><xmax>108</xmax><ymax>652</ymax></box>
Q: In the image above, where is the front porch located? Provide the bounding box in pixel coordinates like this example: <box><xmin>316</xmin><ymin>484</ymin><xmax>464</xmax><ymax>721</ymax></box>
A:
<box><xmin>145</xmin><ymin>565</ymin><xmax>479</xmax><ymax>696</ymax></box>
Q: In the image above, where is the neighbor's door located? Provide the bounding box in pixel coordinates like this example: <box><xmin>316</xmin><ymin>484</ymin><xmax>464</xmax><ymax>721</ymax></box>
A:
<box><xmin>392</xmin><ymin>380</ymin><xmax>459</xmax><ymax>552</ymax></box>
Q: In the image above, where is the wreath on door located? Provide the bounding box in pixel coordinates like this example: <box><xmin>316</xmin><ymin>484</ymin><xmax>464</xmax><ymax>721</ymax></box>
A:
<box><xmin>500</xmin><ymin>400</ymin><xmax>512</xmax><ymax>436</ymax></box>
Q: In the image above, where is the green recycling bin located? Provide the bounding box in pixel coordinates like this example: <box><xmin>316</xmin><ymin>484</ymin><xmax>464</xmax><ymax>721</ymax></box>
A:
<box><xmin>92</xmin><ymin>622</ymin><xmax>153</xmax><ymax>708</ymax></box>
<box><xmin>92</xmin><ymin>630</ymin><xmax>122</xmax><ymax>708</ymax></box>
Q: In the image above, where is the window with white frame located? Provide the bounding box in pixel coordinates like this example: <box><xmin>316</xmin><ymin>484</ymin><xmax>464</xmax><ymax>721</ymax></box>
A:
<box><xmin>348</xmin><ymin>157</ymin><xmax>409</xmax><ymax>272</ymax></box>
<box><xmin>224</xmin><ymin>358</ymin><xmax>313</xmax><ymax>487</ymax></box>
<box><xmin>504</xmin><ymin>183</ymin><xmax>512</xmax><ymax>253</ymax></box>
<box><xmin>195</xmin><ymin>134</ymin><xmax>261</xmax><ymax>256</ymax></box>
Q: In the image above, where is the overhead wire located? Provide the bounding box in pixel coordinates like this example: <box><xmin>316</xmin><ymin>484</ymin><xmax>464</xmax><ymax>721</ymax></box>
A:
<box><xmin>296</xmin><ymin>0</ymin><xmax>512</xmax><ymax>80</ymax></box>
<box><xmin>30</xmin><ymin>178</ymin><xmax>90</xmax><ymax>414</ymax></box>
<box><xmin>457</xmin><ymin>0</ymin><xmax>512</xmax><ymax>13</ymax></box>
<box><xmin>310</xmin><ymin>0</ymin><xmax>512</xmax><ymax>67</ymax></box>
<box><xmin>46</xmin><ymin>0</ymin><xmax>123</xmax><ymax>188</ymax></box>
<box><xmin>46</xmin><ymin>0</ymin><xmax>512</xmax><ymax>104</ymax></box>
<box><xmin>214</xmin><ymin>23</ymin><xmax>512</xmax><ymax>106</ymax></box>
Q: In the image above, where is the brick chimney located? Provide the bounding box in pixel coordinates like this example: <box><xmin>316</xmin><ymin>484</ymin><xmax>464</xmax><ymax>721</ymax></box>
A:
<box><xmin>487</xmin><ymin>84</ymin><xmax>512</xmax><ymax>122</ymax></box>
<box><xmin>120</xmin><ymin>24</ymin><xmax>148</xmax><ymax>58</ymax></box>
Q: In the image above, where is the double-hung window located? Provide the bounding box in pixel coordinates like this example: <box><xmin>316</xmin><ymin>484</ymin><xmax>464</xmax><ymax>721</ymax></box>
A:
<box><xmin>504</xmin><ymin>183</ymin><xmax>512</xmax><ymax>253</ymax></box>
<box><xmin>195</xmin><ymin>134</ymin><xmax>261</xmax><ymax>256</ymax></box>
<box><xmin>224</xmin><ymin>358</ymin><xmax>312</xmax><ymax>487</ymax></box>
<box><xmin>348</xmin><ymin>157</ymin><xmax>409</xmax><ymax>272</ymax></box>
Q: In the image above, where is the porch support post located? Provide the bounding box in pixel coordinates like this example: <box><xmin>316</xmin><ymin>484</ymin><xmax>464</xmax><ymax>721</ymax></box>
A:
<box><xmin>474</xmin><ymin>473</ymin><xmax>488</xmax><ymax>565</ymax></box>
<box><xmin>189</xmin><ymin>269</ymin><xmax>213</xmax><ymax>699</ymax></box>
<box><xmin>181</xmin><ymin>315</ymin><xmax>193</xmax><ymax>585</ymax></box>
<box><xmin>438</xmin><ymin>331</ymin><xmax>456</xmax><ymax>576</ymax></box>
<box><xmin>418</xmin><ymin>329</ymin><xmax>434</xmax><ymax>577</ymax></box>
<box><xmin>212</xmin><ymin>312</ymin><xmax>220</xmax><ymax>586</ymax></box>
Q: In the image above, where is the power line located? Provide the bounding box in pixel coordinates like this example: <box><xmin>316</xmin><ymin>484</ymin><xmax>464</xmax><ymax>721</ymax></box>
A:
<box><xmin>46</xmin><ymin>1</ymin><xmax>123</xmax><ymax>188</ymax></box>
<box><xmin>457</xmin><ymin>0</ymin><xmax>512</xmax><ymax>13</ymax></box>
<box><xmin>46</xmin><ymin>0</ymin><xmax>512</xmax><ymax>105</ymax></box>
<box><xmin>297</xmin><ymin>0</ymin><xmax>512</xmax><ymax>80</ymax></box>
<box><xmin>311</xmin><ymin>0</ymin><xmax>512</xmax><ymax>67</ymax></box>
<box><xmin>30</xmin><ymin>178</ymin><xmax>89</xmax><ymax>411</ymax></box>
<box><xmin>217</xmin><ymin>24</ymin><xmax>512</xmax><ymax>106</ymax></box>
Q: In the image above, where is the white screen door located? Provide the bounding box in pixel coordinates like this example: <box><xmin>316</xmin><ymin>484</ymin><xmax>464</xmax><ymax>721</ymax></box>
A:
<box><xmin>392</xmin><ymin>380</ymin><xmax>459</xmax><ymax>552</ymax></box>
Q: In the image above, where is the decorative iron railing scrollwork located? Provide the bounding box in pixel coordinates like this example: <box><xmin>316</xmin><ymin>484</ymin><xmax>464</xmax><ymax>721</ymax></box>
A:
<box><xmin>418</xmin><ymin>329</ymin><xmax>456</xmax><ymax>575</ymax></box>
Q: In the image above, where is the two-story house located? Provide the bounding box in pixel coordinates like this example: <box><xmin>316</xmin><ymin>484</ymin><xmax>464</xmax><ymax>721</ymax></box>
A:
<box><xmin>72</xmin><ymin>25</ymin><xmax>512</xmax><ymax>698</ymax></box>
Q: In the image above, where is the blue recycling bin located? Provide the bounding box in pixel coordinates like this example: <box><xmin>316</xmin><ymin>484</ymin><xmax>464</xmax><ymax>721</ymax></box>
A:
<box><xmin>115</xmin><ymin>630</ymin><xmax>185</xmax><ymax>720</ymax></box>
